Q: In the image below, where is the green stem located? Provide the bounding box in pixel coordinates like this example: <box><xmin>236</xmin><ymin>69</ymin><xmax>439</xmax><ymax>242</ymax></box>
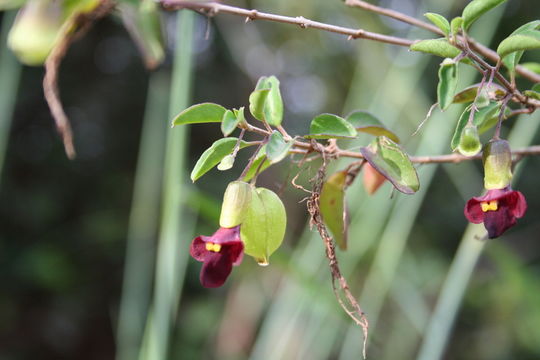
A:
<box><xmin>0</xmin><ymin>11</ymin><xmax>22</xmax><ymax>184</ymax></box>
<box><xmin>139</xmin><ymin>11</ymin><xmax>195</xmax><ymax>360</ymax></box>
<box><xmin>116</xmin><ymin>72</ymin><xmax>169</xmax><ymax>360</ymax></box>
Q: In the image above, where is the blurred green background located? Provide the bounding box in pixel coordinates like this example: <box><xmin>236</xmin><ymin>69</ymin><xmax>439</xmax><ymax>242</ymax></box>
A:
<box><xmin>1</xmin><ymin>0</ymin><xmax>540</xmax><ymax>359</ymax></box>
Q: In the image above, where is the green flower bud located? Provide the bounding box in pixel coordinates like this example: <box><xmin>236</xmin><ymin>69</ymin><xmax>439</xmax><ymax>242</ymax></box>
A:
<box><xmin>474</xmin><ymin>87</ymin><xmax>490</xmax><ymax>109</ymax></box>
<box><xmin>8</xmin><ymin>0</ymin><xmax>64</xmax><ymax>66</ymax></box>
<box><xmin>219</xmin><ymin>181</ymin><xmax>252</xmax><ymax>228</ymax></box>
<box><xmin>241</xmin><ymin>187</ymin><xmax>286</xmax><ymax>266</ymax></box>
<box><xmin>483</xmin><ymin>139</ymin><xmax>513</xmax><ymax>190</ymax></box>
<box><xmin>458</xmin><ymin>124</ymin><xmax>482</xmax><ymax>157</ymax></box>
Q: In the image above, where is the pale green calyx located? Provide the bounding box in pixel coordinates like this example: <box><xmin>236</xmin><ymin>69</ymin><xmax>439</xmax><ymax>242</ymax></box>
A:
<box><xmin>483</xmin><ymin>139</ymin><xmax>513</xmax><ymax>190</ymax></box>
<box><xmin>458</xmin><ymin>124</ymin><xmax>482</xmax><ymax>157</ymax></box>
<box><xmin>219</xmin><ymin>181</ymin><xmax>252</xmax><ymax>228</ymax></box>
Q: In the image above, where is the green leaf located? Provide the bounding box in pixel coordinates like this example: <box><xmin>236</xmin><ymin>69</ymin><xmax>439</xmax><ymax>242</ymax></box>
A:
<box><xmin>424</xmin><ymin>13</ymin><xmax>450</xmax><ymax>36</ymax></box>
<box><xmin>241</xmin><ymin>187</ymin><xmax>287</xmax><ymax>265</ymax></box>
<box><xmin>266</xmin><ymin>131</ymin><xmax>293</xmax><ymax>164</ymax></box>
<box><xmin>450</xmin><ymin>17</ymin><xmax>463</xmax><ymax>38</ymax></box>
<box><xmin>462</xmin><ymin>0</ymin><xmax>507</xmax><ymax>30</ymax></box>
<box><xmin>249</xmin><ymin>89</ymin><xmax>270</xmax><ymax>122</ymax></box>
<box><xmin>346</xmin><ymin>111</ymin><xmax>400</xmax><ymax>143</ymax></box>
<box><xmin>359</xmin><ymin>136</ymin><xmax>419</xmax><ymax>194</ymax></box>
<box><xmin>217</xmin><ymin>154</ymin><xmax>235</xmax><ymax>171</ymax></box>
<box><xmin>500</xmin><ymin>21</ymin><xmax>540</xmax><ymax>73</ymax></box>
<box><xmin>191</xmin><ymin>137</ymin><xmax>251</xmax><ymax>182</ymax></box>
<box><xmin>437</xmin><ymin>58</ymin><xmax>459</xmax><ymax>110</ymax></box>
<box><xmin>453</xmin><ymin>83</ymin><xmax>505</xmax><ymax>103</ymax></box>
<box><xmin>306</xmin><ymin>113</ymin><xmax>357</xmax><ymax>139</ymax></box>
<box><xmin>410</xmin><ymin>38</ymin><xmax>460</xmax><ymax>58</ymax></box>
<box><xmin>172</xmin><ymin>103</ymin><xmax>226</xmax><ymax>126</ymax></box>
<box><xmin>523</xmin><ymin>90</ymin><xmax>540</xmax><ymax>100</ymax></box>
<box><xmin>221</xmin><ymin>110</ymin><xmax>239</xmax><ymax>136</ymax></box>
<box><xmin>0</xmin><ymin>0</ymin><xmax>26</xmax><ymax>10</ymax></box>
<box><xmin>233</xmin><ymin>106</ymin><xmax>248</xmax><ymax>127</ymax></box>
<box><xmin>497</xmin><ymin>30</ymin><xmax>540</xmax><ymax>59</ymax></box>
<box><xmin>319</xmin><ymin>171</ymin><xmax>348</xmax><ymax>250</ymax></box>
<box><xmin>533</xmin><ymin>83</ymin><xmax>540</xmax><ymax>92</ymax></box>
<box><xmin>252</xmin><ymin>76</ymin><xmax>284</xmax><ymax>126</ymax></box>
<box><xmin>242</xmin><ymin>146</ymin><xmax>272</xmax><ymax>182</ymax></box>
<box><xmin>521</xmin><ymin>62</ymin><xmax>540</xmax><ymax>74</ymax></box>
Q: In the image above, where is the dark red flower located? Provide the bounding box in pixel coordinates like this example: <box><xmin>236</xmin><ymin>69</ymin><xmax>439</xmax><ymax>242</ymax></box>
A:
<box><xmin>464</xmin><ymin>187</ymin><xmax>527</xmax><ymax>239</ymax></box>
<box><xmin>190</xmin><ymin>226</ymin><xmax>244</xmax><ymax>288</ymax></box>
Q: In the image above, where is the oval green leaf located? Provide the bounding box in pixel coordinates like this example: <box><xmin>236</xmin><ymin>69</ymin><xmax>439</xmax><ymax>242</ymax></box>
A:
<box><xmin>241</xmin><ymin>187</ymin><xmax>287</xmax><ymax>265</ymax></box>
<box><xmin>221</xmin><ymin>109</ymin><xmax>239</xmax><ymax>136</ymax></box>
<box><xmin>172</xmin><ymin>102</ymin><xmax>226</xmax><ymax>127</ymax></box>
<box><xmin>191</xmin><ymin>137</ymin><xmax>251</xmax><ymax>182</ymax></box>
<box><xmin>501</xmin><ymin>21</ymin><xmax>540</xmax><ymax>74</ymax></box>
<box><xmin>242</xmin><ymin>145</ymin><xmax>272</xmax><ymax>182</ymax></box>
<box><xmin>320</xmin><ymin>171</ymin><xmax>348</xmax><ymax>250</ymax></box>
<box><xmin>359</xmin><ymin>136</ymin><xmax>419</xmax><ymax>194</ymax></box>
<box><xmin>266</xmin><ymin>131</ymin><xmax>293</xmax><ymax>164</ymax></box>
<box><xmin>453</xmin><ymin>83</ymin><xmax>505</xmax><ymax>103</ymax></box>
<box><xmin>437</xmin><ymin>58</ymin><xmax>459</xmax><ymax>110</ymax></box>
<box><xmin>462</xmin><ymin>0</ymin><xmax>507</xmax><ymax>30</ymax></box>
<box><xmin>346</xmin><ymin>110</ymin><xmax>400</xmax><ymax>143</ymax></box>
<box><xmin>410</xmin><ymin>38</ymin><xmax>460</xmax><ymax>58</ymax></box>
<box><xmin>424</xmin><ymin>13</ymin><xmax>450</xmax><ymax>36</ymax></box>
<box><xmin>307</xmin><ymin>113</ymin><xmax>357</xmax><ymax>139</ymax></box>
<box><xmin>256</xmin><ymin>76</ymin><xmax>284</xmax><ymax>126</ymax></box>
<box><xmin>249</xmin><ymin>88</ymin><xmax>270</xmax><ymax>122</ymax></box>
<box><xmin>497</xmin><ymin>30</ymin><xmax>540</xmax><ymax>59</ymax></box>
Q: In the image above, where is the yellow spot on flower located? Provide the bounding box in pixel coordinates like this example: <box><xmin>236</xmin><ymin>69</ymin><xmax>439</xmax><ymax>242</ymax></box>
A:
<box><xmin>481</xmin><ymin>200</ymin><xmax>498</xmax><ymax>212</ymax></box>
<box><xmin>205</xmin><ymin>242</ymin><xmax>222</xmax><ymax>252</ymax></box>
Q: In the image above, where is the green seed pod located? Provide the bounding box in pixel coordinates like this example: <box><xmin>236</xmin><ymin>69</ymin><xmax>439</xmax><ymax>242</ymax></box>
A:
<box><xmin>219</xmin><ymin>181</ymin><xmax>252</xmax><ymax>228</ymax></box>
<box><xmin>483</xmin><ymin>139</ymin><xmax>513</xmax><ymax>190</ymax></box>
<box><xmin>458</xmin><ymin>124</ymin><xmax>482</xmax><ymax>157</ymax></box>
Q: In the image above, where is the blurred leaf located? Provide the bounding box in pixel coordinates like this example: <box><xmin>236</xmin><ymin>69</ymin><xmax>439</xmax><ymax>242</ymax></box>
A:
<box><xmin>521</xmin><ymin>62</ymin><xmax>540</xmax><ymax>74</ymax></box>
<box><xmin>249</xmin><ymin>88</ymin><xmax>270</xmax><ymax>122</ymax></box>
<box><xmin>251</xmin><ymin>76</ymin><xmax>283</xmax><ymax>126</ymax></box>
<box><xmin>241</xmin><ymin>187</ymin><xmax>287</xmax><ymax>265</ymax></box>
<box><xmin>0</xmin><ymin>0</ymin><xmax>26</xmax><ymax>10</ymax></box>
<box><xmin>233</xmin><ymin>106</ymin><xmax>248</xmax><ymax>127</ymax></box>
<box><xmin>242</xmin><ymin>145</ymin><xmax>272</xmax><ymax>182</ymax></box>
<box><xmin>191</xmin><ymin>138</ymin><xmax>251</xmax><ymax>181</ymax></box>
<box><xmin>320</xmin><ymin>171</ymin><xmax>348</xmax><ymax>250</ymax></box>
<box><xmin>497</xmin><ymin>30</ymin><xmax>540</xmax><ymax>59</ymax></box>
<box><xmin>450</xmin><ymin>17</ymin><xmax>463</xmax><ymax>37</ymax></box>
<box><xmin>266</xmin><ymin>131</ymin><xmax>292</xmax><ymax>163</ymax></box>
<box><xmin>360</xmin><ymin>136</ymin><xmax>419</xmax><ymax>194</ymax></box>
<box><xmin>172</xmin><ymin>102</ymin><xmax>226</xmax><ymax>126</ymax></box>
<box><xmin>410</xmin><ymin>38</ymin><xmax>460</xmax><ymax>58</ymax></box>
<box><xmin>346</xmin><ymin>110</ymin><xmax>400</xmax><ymax>143</ymax></box>
<box><xmin>307</xmin><ymin>113</ymin><xmax>357</xmax><ymax>139</ymax></box>
<box><xmin>221</xmin><ymin>109</ymin><xmax>239</xmax><ymax>136</ymax></box>
<box><xmin>501</xmin><ymin>21</ymin><xmax>540</xmax><ymax>74</ymax></box>
<box><xmin>523</xmin><ymin>90</ymin><xmax>540</xmax><ymax>100</ymax></box>
<box><xmin>453</xmin><ymin>83</ymin><xmax>505</xmax><ymax>103</ymax></box>
<box><xmin>437</xmin><ymin>58</ymin><xmax>459</xmax><ymax>110</ymax></box>
<box><xmin>424</xmin><ymin>13</ymin><xmax>450</xmax><ymax>36</ymax></box>
<box><xmin>462</xmin><ymin>0</ymin><xmax>507</xmax><ymax>30</ymax></box>
<box><xmin>119</xmin><ymin>0</ymin><xmax>165</xmax><ymax>70</ymax></box>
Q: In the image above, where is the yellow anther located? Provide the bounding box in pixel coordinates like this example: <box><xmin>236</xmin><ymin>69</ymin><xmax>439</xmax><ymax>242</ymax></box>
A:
<box><xmin>205</xmin><ymin>242</ymin><xmax>222</xmax><ymax>252</ymax></box>
<box><xmin>481</xmin><ymin>200</ymin><xmax>498</xmax><ymax>212</ymax></box>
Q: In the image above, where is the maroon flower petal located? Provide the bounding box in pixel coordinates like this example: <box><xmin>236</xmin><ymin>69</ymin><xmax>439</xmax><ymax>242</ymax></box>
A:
<box><xmin>482</xmin><ymin>206</ymin><xmax>517</xmax><ymax>239</ymax></box>
<box><xmin>200</xmin><ymin>251</ymin><xmax>234</xmax><ymax>288</ymax></box>
<box><xmin>464</xmin><ymin>198</ymin><xmax>484</xmax><ymax>224</ymax></box>
<box><xmin>201</xmin><ymin>226</ymin><xmax>241</xmax><ymax>244</ymax></box>
<box><xmin>507</xmin><ymin>190</ymin><xmax>527</xmax><ymax>218</ymax></box>
<box><xmin>190</xmin><ymin>236</ymin><xmax>208</xmax><ymax>262</ymax></box>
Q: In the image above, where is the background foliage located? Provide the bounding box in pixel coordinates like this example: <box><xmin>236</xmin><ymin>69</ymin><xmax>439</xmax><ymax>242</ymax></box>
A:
<box><xmin>0</xmin><ymin>0</ymin><xmax>539</xmax><ymax>359</ymax></box>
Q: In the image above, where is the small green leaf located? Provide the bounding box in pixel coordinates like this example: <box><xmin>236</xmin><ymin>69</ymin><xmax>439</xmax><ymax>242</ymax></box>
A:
<box><xmin>320</xmin><ymin>171</ymin><xmax>348</xmax><ymax>250</ymax></box>
<box><xmin>191</xmin><ymin>138</ymin><xmax>251</xmax><ymax>182</ymax></box>
<box><xmin>450</xmin><ymin>17</ymin><xmax>463</xmax><ymax>38</ymax></box>
<box><xmin>521</xmin><ymin>62</ymin><xmax>540</xmax><ymax>74</ymax></box>
<box><xmin>306</xmin><ymin>113</ymin><xmax>357</xmax><ymax>139</ymax></box>
<box><xmin>346</xmin><ymin>111</ymin><xmax>400</xmax><ymax>143</ymax></box>
<box><xmin>0</xmin><ymin>0</ymin><xmax>26</xmax><ymax>10</ymax></box>
<box><xmin>359</xmin><ymin>136</ymin><xmax>419</xmax><ymax>194</ymax></box>
<box><xmin>501</xmin><ymin>21</ymin><xmax>540</xmax><ymax>75</ymax></box>
<box><xmin>233</xmin><ymin>107</ymin><xmax>248</xmax><ymax>127</ymax></box>
<box><xmin>256</xmin><ymin>76</ymin><xmax>284</xmax><ymax>126</ymax></box>
<box><xmin>249</xmin><ymin>89</ymin><xmax>270</xmax><ymax>121</ymax></box>
<box><xmin>172</xmin><ymin>103</ymin><xmax>226</xmax><ymax>126</ymax></box>
<box><xmin>474</xmin><ymin>88</ymin><xmax>490</xmax><ymax>108</ymax></box>
<box><xmin>242</xmin><ymin>146</ymin><xmax>272</xmax><ymax>182</ymax></box>
<box><xmin>241</xmin><ymin>187</ymin><xmax>287</xmax><ymax>265</ymax></box>
<box><xmin>453</xmin><ymin>83</ymin><xmax>505</xmax><ymax>103</ymax></box>
<box><xmin>437</xmin><ymin>58</ymin><xmax>459</xmax><ymax>110</ymax></box>
<box><xmin>221</xmin><ymin>110</ymin><xmax>239</xmax><ymax>136</ymax></box>
<box><xmin>497</xmin><ymin>30</ymin><xmax>540</xmax><ymax>59</ymax></box>
<box><xmin>217</xmin><ymin>154</ymin><xmax>235</xmax><ymax>171</ymax></box>
<box><xmin>410</xmin><ymin>38</ymin><xmax>460</xmax><ymax>58</ymax></box>
<box><xmin>533</xmin><ymin>83</ymin><xmax>540</xmax><ymax>92</ymax></box>
<box><xmin>266</xmin><ymin>131</ymin><xmax>293</xmax><ymax>164</ymax></box>
<box><xmin>424</xmin><ymin>13</ymin><xmax>450</xmax><ymax>36</ymax></box>
<box><xmin>462</xmin><ymin>0</ymin><xmax>507</xmax><ymax>30</ymax></box>
<box><xmin>523</xmin><ymin>90</ymin><xmax>540</xmax><ymax>100</ymax></box>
